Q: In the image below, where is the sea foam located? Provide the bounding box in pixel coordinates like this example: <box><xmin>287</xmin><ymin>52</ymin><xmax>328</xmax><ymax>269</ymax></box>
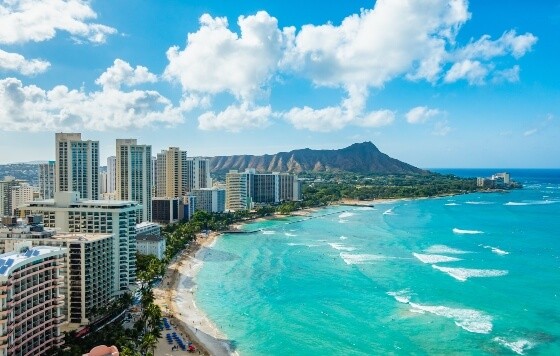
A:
<box><xmin>505</xmin><ymin>200</ymin><xmax>558</xmax><ymax>206</ymax></box>
<box><xmin>383</xmin><ymin>208</ymin><xmax>395</xmax><ymax>215</ymax></box>
<box><xmin>413</xmin><ymin>253</ymin><xmax>462</xmax><ymax>264</ymax></box>
<box><xmin>338</xmin><ymin>212</ymin><xmax>355</xmax><ymax>218</ymax></box>
<box><xmin>493</xmin><ymin>337</ymin><xmax>536</xmax><ymax>355</ymax></box>
<box><xmin>453</xmin><ymin>228</ymin><xmax>484</xmax><ymax>235</ymax></box>
<box><xmin>261</xmin><ymin>230</ymin><xmax>276</xmax><ymax>235</ymax></box>
<box><xmin>340</xmin><ymin>253</ymin><xmax>388</xmax><ymax>265</ymax></box>
<box><xmin>284</xmin><ymin>232</ymin><xmax>297</xmax><ymax>237</ymax></box>
<box><xmin>445</xmin><ymin>202</ymin><xmax>460</xmax><ymax>206</ymax></box>
<box><xmin>387</xmin><ymin>291</ymin><xmax>493</xmax><ymax>334</ymax></box>
<box><xmin>432</xmin><ymin>265</ymin><xmax>508</xmax><ymax>281</ymax></box>
<box><xmin>482</xmin><ymin>245</ymin><xmax>509</xmax><ymax>255</ymax></box>
<box><xmin>339</xmin><ymin>235</ymin><xmax>348</xmax><ymax>240</ymax></box>
<box><xmin>424</xmin><ymin>245</ymin><xmax>470</xmax><ymax>254</ymax></box>
<box><xmin>328</xmin><ymin>243</ymin><xmax>356</xmax><ymax>252</ymax></box>
<box><xmin>465</xmin><ymin>201</ymin><xmax>494</xmax><ymax>205</ymax></box>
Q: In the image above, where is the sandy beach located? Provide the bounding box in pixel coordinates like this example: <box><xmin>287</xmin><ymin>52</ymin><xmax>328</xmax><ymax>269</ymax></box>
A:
<box><xmin>154</xmin><ymin>232</ymin><xmax>235</xmax><ymax>356</ymax></box>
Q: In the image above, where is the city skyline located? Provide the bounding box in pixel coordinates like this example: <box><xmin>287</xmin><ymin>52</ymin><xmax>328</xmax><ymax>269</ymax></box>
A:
<box><xmin>1</xmin><ymin>1</ymin><xmax>559</xmax><ymax>168</ymax></box>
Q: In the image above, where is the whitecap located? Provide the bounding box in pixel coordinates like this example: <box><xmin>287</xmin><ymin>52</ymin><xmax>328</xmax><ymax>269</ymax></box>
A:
<box><xmin>424</xmin><ymin>245</ymin><xmax>470</xmax><ymax>255</ymax></box>
<box><xmin>432</xmin><ymin>265</ymin><xmax>508</xmax><ymax>281</ymax></box>
<box><xmin>355</xmin><ymin>206</ymin><xmax>376</xmax><ymax>211</ymax></box>
<box><xmin>287</xmin><ymin>243</ymin><xmax>317</xmax><ymax>247</ymax></box>
<box><xmin>413</xmin><ymin>253</ymin><xmax>462</xmax><ymax>264</ymax></box>
<box><xmin>482</xmin><ymin>245</ymin><xmax>509</xmax><ymax>255</ymax></box>
<box><xmin>505</xmin><ymin>200</ymin><xmax>559</xmax><ymax>206</ymax></box>
<box><xmin>465</xmin><ymin>201</ymin><xmax>494</xmax><ymax>205</ymax></box>
<box><xmin>383</xmin><ymin>208</ymin><xmax>395</xmax><ymax>215</ymax></box>
<box><xmin>338</xmin><ymin>219</ymin><xmax>348</xmax><ymax>224</ymax></box>
<box><xmin>284</xmin><ymin>232</ymin><xmax>297</xmax><ymax>237</ymax></box>
<box><xmin>339</xmin><ymin>236</ymin><xmax>348</xmax><ymax>240</ymax></box>
<box><xmin>493</xmin><ymin>337</ymin><xmax>536</xmax><ymax>355</ymax></box>
<box><xmin>338</xmin><ymin>212</ymin><xmax>355</xmax><ymax>218</ymax></box>
<box><xmin>261</xmin><ymin>230</ymin><xmax>276</xmax><ymax>235</ymax></box>
<box><xmin>340</xmin><ymin>253</ymin><xmax>388</xmax><ymax>265</ymax></box>
<box><xmin>328</xmin><ymin>243</ymin><xmax>356</xmax><ymax>252</ymax></box>
<box><xmin>387</xmin><ymin>290</ymin><xmax>411</xmax><ymax>304</ymax></box>
<box><xmin>445</xmin><ymin>203</ymin><xmax>460</xmax><ymax>206</ymax></box>
<box><xmin>408</xmin><ymin>303</ymin><xmax>493</xmax><ymax>334</ymax></box>
<box><xmin>453</xmin><ymin>228</ymin><xmax>484</xmax><ymax>235</ymax></box>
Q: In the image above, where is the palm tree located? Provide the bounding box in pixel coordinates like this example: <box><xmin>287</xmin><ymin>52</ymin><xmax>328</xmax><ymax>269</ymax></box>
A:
<box><xmin>140</xmin><ymin>332</ymin><xmax>159</xmax><ymax>356</ymax></box>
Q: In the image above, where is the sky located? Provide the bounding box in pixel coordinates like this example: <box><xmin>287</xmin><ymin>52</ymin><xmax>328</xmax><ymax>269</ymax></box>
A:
<box><xmin>0</xmin><ymin>0</ymin><xmax>559</xmax><ymax>168</ymax></box>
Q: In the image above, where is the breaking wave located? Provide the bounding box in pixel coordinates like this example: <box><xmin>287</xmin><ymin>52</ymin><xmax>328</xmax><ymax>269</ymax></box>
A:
<box><xmin>413</xmin><ymin>253</ymin><xmax>462</xmax><ymax>264</ymax></box>
<box><xmin>432</xmin><ymin>265</ymin><xmax>508</xmax><ymax>281</ymax></box>
<box><xmin>424</xmin><ymin>245</ymin><xmax>470</xmax><ymax>254</ymax></box>
<box><xmin>453</xmin><ymin>228</ymin><xmax>484</xmax><ymax>235</ymax></box>
<box><xmin>493</xmin><ymin>337</ymin><xmax>536</xmax><ymax>355</ymax></box>
<box><xmin>482</xmin><ymin>245</ymin><xmax>509</xmax><ymax>255</ymax></box>
<box><xmin>340</xmin><ymin>253</ymin><xmax>389</xmax><ymax>265</ymax></box>
<box><xmin>328</xmin><ymin>243</ymin><xmax>356</xmax><ymax>252</ymax></box>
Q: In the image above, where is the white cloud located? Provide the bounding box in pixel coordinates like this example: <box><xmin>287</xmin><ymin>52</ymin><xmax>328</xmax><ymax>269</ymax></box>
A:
<box><xmin>444</xmin><ymin>60</ymin><xmax>489</xmax><ymax>84</ymax></box>
<box><xmin>283</xmin><ymin>105</ymin><xmax>348</xmax><ymax>132</ymax></box>
<box><xmin>432</xmin><ymin>120</ymin><xmax>452</xmax><ymax>136</ymax></box>
<box><xmin>457</xmin><ymin>30</ymin><xmax>537</xmax><ymax>61</ymax></box>
<box><xmin>492</xmin><ymin>65</ymin><xmax>520</xmax><ymax>84</ymax></box>
<box><xmin>164</xmin><ymin>11</ymin><xmax>289</xmax><ymax>101</ymax></box>
<box><xmin>0</xmin><ymin>49</ymin><xmax>50</xmax><ymax>75</ymax></box>
<box><xmin>0</xmin><ymin>0</ymin><xmax>117</xmax><ymax>45</ymax></box>
<box><xmin>523</xmin><ymin>128</ymin><xmax>538</xmax><ymax>137</ymax></box>
<box><xmin>406</xmin><ymin>106</ymin><xmax>441</xmax><ymax>124</ymax></box>
<box><xmin>359</xmin><ymin>110</ymin><xmax>395</xmax><ymax>128</ymax></box>
<box><xmin>95</xmin><ymin>59</ymin><xmax>157</xmax><ymax>90</ymax></box>
<box><xmin>0</xmin><ymin>77</ymin><xmax>183</xmax><ymax>131</ymax></box>
<box><xmin>198</xmin><ymin>103</ymin><xmax>271</xmax><ymax>131</ymax></box>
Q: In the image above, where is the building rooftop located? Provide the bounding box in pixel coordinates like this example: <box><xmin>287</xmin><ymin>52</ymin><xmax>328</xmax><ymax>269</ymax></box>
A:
<box><xmin>136</xmin><ymin>235</ymin><xmax>164</xmax><ymax>242</ymax></box>
<box><xmin>0</xmin><ymin>246</ymin><xmax>65</xmax><ymax>277</ymax></box>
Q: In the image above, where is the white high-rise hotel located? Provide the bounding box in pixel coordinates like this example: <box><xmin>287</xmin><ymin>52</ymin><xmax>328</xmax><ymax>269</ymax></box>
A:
<box><xmin>55</xmin><ymin>133</ymin><xmax>99</xmax><ymax>200</ymax></box>
<box><xmin>116</xmin><ymin>139</ymin><xmax>152</xmax><ymax>222</ymax></box>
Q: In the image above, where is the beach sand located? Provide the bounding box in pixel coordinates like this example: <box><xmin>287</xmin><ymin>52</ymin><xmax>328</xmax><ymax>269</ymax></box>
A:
<box><xmin>154</xmin><ymin>232</ymin><xmax>235</xmax><ymax>356</ymax></box>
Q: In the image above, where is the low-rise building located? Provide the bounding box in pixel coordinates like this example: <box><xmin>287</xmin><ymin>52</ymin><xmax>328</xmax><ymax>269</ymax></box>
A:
<box><xmin>136</xmin><ymin>235</ymin><xmax>165</xmax><ymax>260</ymax></box>
<box><xmin>135</xmin><ymin>222</ymin><xmax>161</xmax><ymax>237</ymax></box>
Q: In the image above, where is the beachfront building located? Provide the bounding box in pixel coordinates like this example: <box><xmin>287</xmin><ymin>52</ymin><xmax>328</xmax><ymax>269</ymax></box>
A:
<box><xmin>183</xmin><ymin>195</ymin><xmax>196</xmax><ymax>221</ymax></box>
<box><xmin>55</xmin><ymin>133</ymin><xmax>99</xmax><ymax>200</ymax></box>
<box><xmin>16</xmin><ymin>191</ymin><xmax>139</xmax><ymax>294</ymax></box>
<box><xmin>116</xmin><ymin>139</ymin><xmax>152</xmax><ymax>223</ymax></box>
<box><xmin>0</xmin><ymin>245</ymin><xmax>66</xmax><ymax>355</ymax></box>
<box><xmin>186</xmin><ymin>157</ymin><xmax>212</xmax><ymax>192</ymax></box>
<box><xmin>190</xmin><ymin>188</ymin><xmax>225</xmax><ymax>213</ymax></box>
<box><xmin>38</xmin><ymin>161</ymin><xmax>56</xmax><ymax>199</ymax></box>
<box><xmin>10</xmin><ymin>182</ymin><xmax>34</xmax><ymax>215</ymax></box>
<box><xmin>152</xmin><ymin>197</ymin><xmax>183</xmax><ymax>224</ymax></box>
<box><xmin>136</xmin><ymin>222</ymin><xmax>161</xmax><ymax>237</ymax></box>
<box><xmin>136</xmin><ymin>235</ymin><xmax>165</xmax><ymax>260</ymax></box>
<box><xmin>477</xmin><ymin>172</ymin><xmax>513</xmax><ymax>189</ymax></box>
<box><xmin>155</xmin><ymin>147</ymin><xmax>188</xmax><ymax>198</ymax></box>
<box><xmin>225</xmin><ymin>170</ymin><xmax>249</xmax><ymax>211</ymax></box>
<box><xmin>0</xmin><ymin>216</ymin><xmax>114</xmax><ymax>327</ymax></box>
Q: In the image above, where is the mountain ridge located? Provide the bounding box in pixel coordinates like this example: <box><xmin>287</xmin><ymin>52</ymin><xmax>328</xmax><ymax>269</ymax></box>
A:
<box><xmin>210</xmin><ymin>142</ymin><xmax>426</xmax><ymax>174</ymax></box>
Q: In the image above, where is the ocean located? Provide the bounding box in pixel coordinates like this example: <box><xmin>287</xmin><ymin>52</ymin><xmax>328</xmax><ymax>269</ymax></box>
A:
<box><xmin>195</xmin><ymin>169</ymin><xmax>560</xmax><ymax>355</ymax></box>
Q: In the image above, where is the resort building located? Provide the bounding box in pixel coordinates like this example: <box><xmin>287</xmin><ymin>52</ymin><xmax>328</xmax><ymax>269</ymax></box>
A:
<box><xmin>10</xmin><ymin>183</ymin><xmax>34</xmax><ymax>216</ymax></box>
<box><xmin>106</xmin><ymin>156</ymin><xmax>117</xmax><ymax>194</ymax></box>
<box><xmin>225</xmin><ymin>170</ymin><xmax>249</xmax><ymax>211</ymax></box>
<box><xmin>155</xmin><ymin>147</ymin><xmax>188</xmax><ymax>198</ymax></box>
<box><xmin>55</xmin><ymin>133</ymin><xmax>99</xmax><ymax>200</ymax></box>
<box><xmin>151</xmin><ymin>197</ymin><xmax>183</xmax><ymax>224</ymax></box>
<box><xmin>38</xmin><ymin>161</ymin><xmax>56</xmax><ymax>199</ymax></box>
<box><xmin>183</xmin><ymin>195</ymin><xmax>196</xmax><ymax>221</ymax></box>
<box><xmin>186</xmin><ymin>157</ymin><xmax>212</xmax><ymax>192</ymax></box>
<box><xmin>0</xmin><ymin>216</ymin><xmax>114</xmax><ymax>327</ymax></box>
<box><xmin>0</xmin><ymin>245</ymin><xmax>66</xmax><ymax>356</ymax></box>
<box><xmin>190</xmin><ymin>188</ymin><xmax>225</xmax><ymax>213</ymax></box>
<box><xmin>136</xmin><ymin>235</ymin><xmax>165</xmax><ymax>260</ymax></box>
<box><xmin>116</xmin><ymin>139</ymin><xmax>152</xmax><ymax>223</ymax></box>
<box><xmin>16</xmin><ymin>192</ymin><xmax>139</xmax><ymax>294</ymax></box>
<box><xmin>477</xmin><ymin>172</ymin><xmax>513</xmax><ymax>189</ymax></box>
<box><xmin>135</xmin><ymin>222</ymin><xmax>161</xmax><ymax>237</ymax></box>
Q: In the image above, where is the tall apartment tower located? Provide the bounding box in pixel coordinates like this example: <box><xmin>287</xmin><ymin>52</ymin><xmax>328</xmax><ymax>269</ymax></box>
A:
<box><xmin>38</xmin><ymin>160</ymin><xmax>56</xmax><ymax>199</ymax></box>
<box><xmin>186</xmin><ymin>157</ymin><xmax>212</xmax><ymax>192</ymax></box>
<box><xmin>11</xmin><ymin>182</ymin><xmax>34</xmax><ymax>215</ymax></box>
<box><xmin>116</xmin><ymin>139</ymin><xmax>152</xmax><ymax>222</ymax></box>
<box><xmin>0</xmin><ymin>176</ymin><xmax>26</xmax><ymax>216</ymax></box>
<box><xmin>107</xmin><ymin>156</ymin><xmax>116</xmax><ymax>193</ymax></box>
<box><xmin>155</xmin><ymin>147</ymin><xmax>188</xmax><ymax>198</ymax></box>
<box><xmin>55</xmin><ymin>133</ymin><xmax>99</xmax><ymax>200</ymax></box>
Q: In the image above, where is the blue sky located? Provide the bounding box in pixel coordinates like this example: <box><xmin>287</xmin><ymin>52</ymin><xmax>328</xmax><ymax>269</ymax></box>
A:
<box><xmin>0</xmin><ymin>0</ymin><xmax>559</xmax><ymax>168</ymax></box>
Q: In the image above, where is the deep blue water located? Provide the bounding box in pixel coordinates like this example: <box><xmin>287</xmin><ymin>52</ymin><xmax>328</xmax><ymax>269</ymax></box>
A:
<box><xmin>195</xmin><ymin>169</ymin><xmax>560</xmax><ymax>355</ymax></box>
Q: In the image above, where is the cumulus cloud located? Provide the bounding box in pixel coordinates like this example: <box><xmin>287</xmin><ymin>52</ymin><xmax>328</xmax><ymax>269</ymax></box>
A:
<box><xmin>0</xmin><ymin>77</ymin><xmax>183</xmax><ymax>131</ymax></box>
<box><xmin>164</xmin><ymin>11</ymin><xmax>290</xmax><ymax>101</ymax></box>
<box><xmin>0</xmin><ymin>49</ymin><xmax>50</xmax><ymax>75</ymax></box>
<box><xmin>456</xmin><ymin>30</ymin><xmax>538</xmax><ymax>61</ymax></box>
<box><xmin>0</xmin><ymin>0</ymin><xmax>117</xmax><ymax>45</ymax></box>
<box><xmin>198</xmin><ymin>103</ymin><xmax>271</xmax><ymax>131</ymax></box>
<box><xmin>406</xmin><ymin>106</ymin><xmax>442</xmax><ymax>124</ymax></box>
<box><xmin>95</xmin><ymin>59</ymin><xmax>157</xmax><ymax>89</ymax></box>
<box><xmin>444</xmin><ymin>59</ymin><xmax>489</xmax><ymax>84</ymax></box>
<box><xmin>492</xmin><ymin>65</ymin><xmax>520</xmax><ymax>84</ymax></box>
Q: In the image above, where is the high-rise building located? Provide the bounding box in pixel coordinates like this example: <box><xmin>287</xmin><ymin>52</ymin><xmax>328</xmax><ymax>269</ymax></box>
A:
<box><xmin>151</xmin><ymin>197</ymin><xmax>183</xmax><ymax>224</ymax></box>
<box><xmin>0</xmin><ymin>245</ymin><xmax>66</xmax><ymax>355</ymax></box>
<box><xmin>107</xmin><ymin>156</ymin><xmax>116</xmax><ymax>193</ymax></box>
<box><xmin>11</xmin><ymin>182</ymin><xmax>34</xmax><ymax>215</ymax></box>
<box><xmin>151</xmin><ymin>156</ymin><xmax>157</xmax><ymax>196</ymax></box>
<box><xmin>190</xmin><ymin>188</ymin><xmax>225</xmax><ymax>213</ymax></box>
<box><xmin>38</xmin><ymin>161</ymin><xmax>56</xmax><ymax>199</ymax></box>
<box><xmin>55</xmin><ymin>133</ymin><xmax>99</xmax><ymax>200</ymax></box>
<box><xmin>155</xmin><ymin>147</ymin><xmax>188</xmax><ymax>198</ymax></box>
<box><xmin>17</xmin><ymin>192</ymin><xmax>139</xmax><ymax>293</ymax></box>
<box><xmin>0</xmin><ymin>176</ymin><xmax>27</xmax><ymax>216</ymax></box>
<box><xmin>116</xmin><ymin>139</ymin><xmax>152</xmax><ymax>222</ymax></box>
<box><xmin>99</xmin><ymin>171</ymin><xmax>108</xmax><ymax>194</ymax></box>
<box><xmin>225</xmin><ymin>170</ymin><xmax>249</xmax><ymax>211</ymax></box>
<box><xmin>186</xmin><ymin>157</ymin><xmax>212</xmax><ymax>192</ymax></box>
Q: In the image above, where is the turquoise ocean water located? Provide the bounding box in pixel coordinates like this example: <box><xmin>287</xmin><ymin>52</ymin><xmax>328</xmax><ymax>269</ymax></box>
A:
<box><xmin>196</xmin><ymin>170</ymin><xmax>560</xmax><ymax>355</ymax></box>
